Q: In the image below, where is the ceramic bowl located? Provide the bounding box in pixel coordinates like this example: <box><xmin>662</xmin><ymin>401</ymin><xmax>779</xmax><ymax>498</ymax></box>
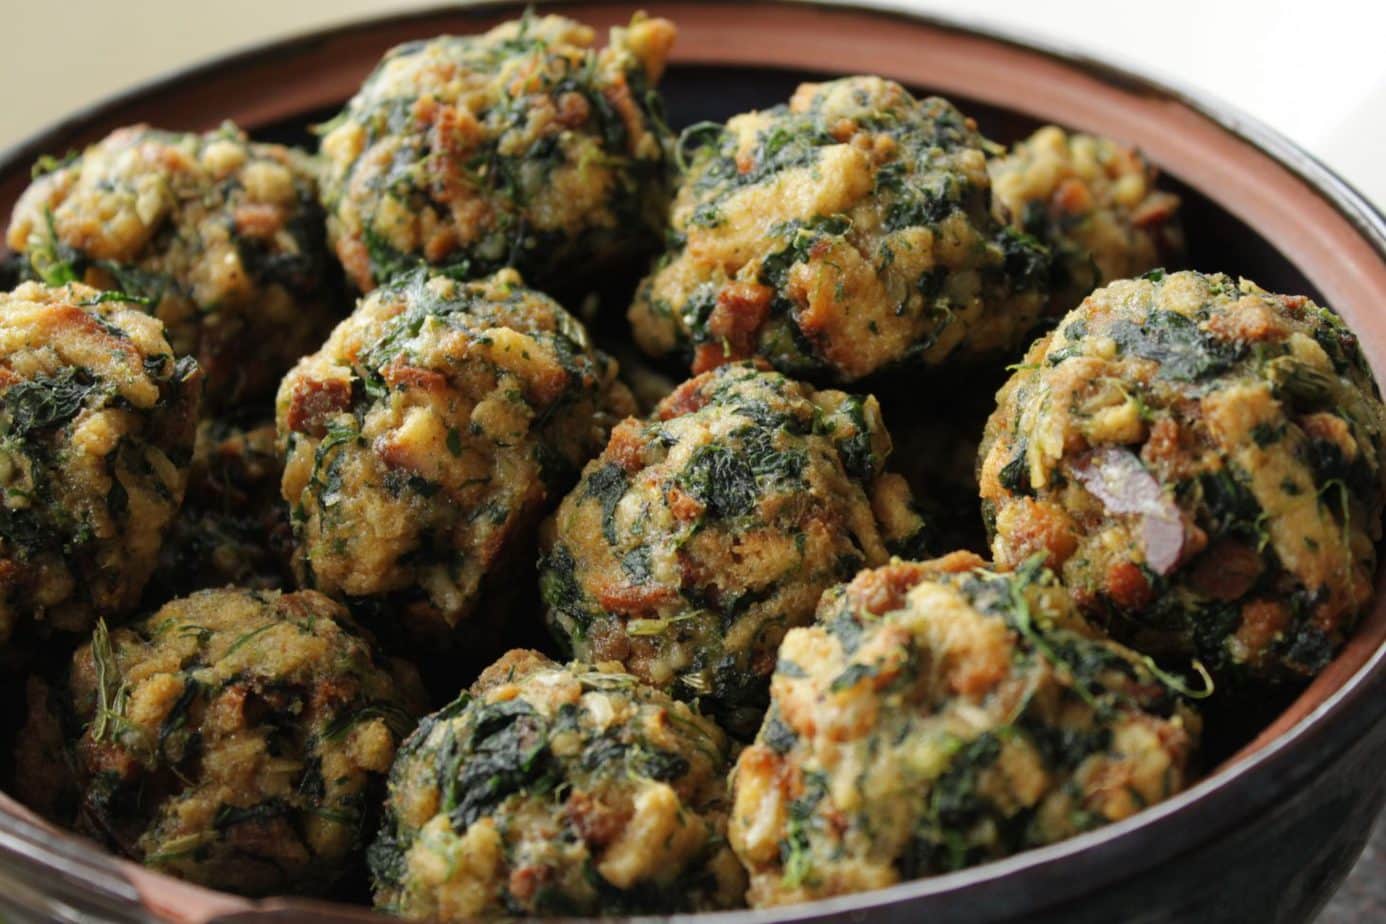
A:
<box><xmin>0</xmin><ymin>2</ymin><xmax>1382</xmax><ymax>922</ymax></box>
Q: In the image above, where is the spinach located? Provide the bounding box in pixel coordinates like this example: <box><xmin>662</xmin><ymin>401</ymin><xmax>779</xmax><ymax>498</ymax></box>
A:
<box><xmin>583</xmin><ymin>463</ymin><xmax>630</xmax><ymax>546</ymax></box>
<box><xmin>3</xmin><ymin>368</ymin><xmax>100</xmax><ymax>441</ymax></box>
<box><xmin>539</xmin><ymin>545</ymin><xmax>586</xmax><ymax>640</ymax></box>
<box><xmin>780</xmin><ymin>770</ymin><xmax>827</xmax><ymax>887</ymax></box>
<box><xmin>620</xmin><ymin>546</ymin><xmax>652</xmax><ymax>584</ymax></box>
<box><xmin>998</xmin><ymin>443</ymin><xmax>1031</xmax><ymax>494</ymax></box>
<box><xmin>1283</xmin><ymin>624</ymin><xmax>1334</xmax><ymax>673</ymax></box>
<box><xmin>0</xmin><ymin>504</ymin><xmax>49</xmax><ymax>555</ymax></box>
<box><xmin>1197</xmin><ymin>469</ymin><xmax>1265</xmax><ymax>546</ymax></box>
<box><xmin>883</xmin><ymin>181</ymin><xmax>958</xmax><ymax>232</ymax></box>
<box><xmin>579</xmin><ymin>734</ymin><xmax>627</xmax><ymax>772</ymax></box>
<box><xmin>1109</xmin><ymin>310</ymin><xmax>1242</xmax><ymax>381</ymax></box>
<box><xmin>447</xmin><ymin>700</ymin><xmax>556</xmax><ymax>830</ymax></box>
<box><xmin>636</xmin><ymin>748</ymin><xmax>690</xmax><ymax>782</ymax></box>
<box><xmin>1250</xmin><ymin>422</ymin><xmax>1284</xmax><ymax>447</ymax></box>
<box><xmin>763</xmin><ymin>715</ymin><xmax>798</xmax><ymax>754</ymax></box>
<box><xmin>929</xmin><ymin>733</ymin><xmax>1001</xmax><ymax>827</ymax></box>
<box><xmin>29</xmin><ymin>150</ymin><xmax>78</xmax><ymax>179</ymax></box>
<box><xmin>674</xmin><ymin>121</ymin><xmax>727</xmax><ymax>174</ymax></box>
<box><xmin>680</xmin><ymin>444</ymin><xmax>758</xmax><ymax>520</ymax></box>
<box><xmin>738</xmin><ymin>425</ymin><xmax>807</xmax><ymax>486</ymax></box>
<box><xmin>214</xmin><ymin>800</ymin><xmax>292</xmax><ymax>830</ymax></box>
<box><xmin>155</xmin><ymin>679</ymin><xmax>203</xmax><ymax>760</ymax></box>
<box><xmin>236</xmin><ymin>191</ymin><xmax>330</xmax><ymax>291</ymax></box>
<box><xmin>828</xmin><ymin>396</ymin><xmax>878</xmax><ymax>482</ymax></box>
<box><xmin>93</xmin><ymin>261</ymin><xmax>171</xmax><ymax>309</ymax></box>
<box><xmin>321</xmin><ymin>701</ymin><xmax>416</xmax><ymax>742</ymax></box>
<box><xmin>775</xmin><ymin>658</ymin><xmax>807</xmax><ymax>679</ymax></box>
<box><xmin>28</xmin><ymin>210</ymin><xmax>82</xmax><ymax>286</ymax></box>
<box><xmin>997</xmin><ymin>227</ymin><xmax>1050</xmax><ymax>291</ymax></box>
<box><xmin>758</xmin><ymin>215</ymin><xmax>851</xmax><ymax>290</ymax></box>
<box><xmin>78</xmin><ymin>289</ymin><xmax>152</xmax><ymax>307</ymax></box>
<box><xmin>308</xmin><ymin>422</ymin><xmax>359</xmax><ymax>503</ymax></box>
<box><xmin>828</xmin><ymin>661</ymin><xmax>877</xmax><ymax>692</ymax></box>
<box><xmin>824</xmin><ymin>610</ymin><xmax>865</xmax><ymax>654</ymax></box>
<box><xmin>1019</xmin><ymin>717</ymin><xmax>1111</xmax><ymax>770</ymax></box>
<box><xmin>363</xmin><ymin>224</ymin><xmax>427</xmax><ymax>285</ymax></box>
<box><xmin>367</xmin><ymin>825</ymin><xmax>408</xmax><ymax>893</ymax></box>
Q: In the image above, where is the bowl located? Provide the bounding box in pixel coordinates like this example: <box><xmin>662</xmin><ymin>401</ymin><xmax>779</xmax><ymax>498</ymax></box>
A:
<box><xmin>0</xmin><ymin>2</ymin><xmax>1382</xmax><ymax>922</ymax></box>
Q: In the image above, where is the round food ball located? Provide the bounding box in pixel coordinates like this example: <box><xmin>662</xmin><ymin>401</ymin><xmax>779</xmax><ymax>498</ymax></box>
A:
<box><xmin>318</xmin><ymin>13</ymin><xmax>677</xmax><ymax>294</ymax></box>
<box><xmin>145</xmin><ymin>418</ymin><xmax>293</xmax><ymax>604</ymax></box>
<box><xmin>628</xmin><ymin>75</ymin><xmax>1050</xmax><ymax>382</ymax></box>
<box><xmin>729</xmin><ymin>552</ymin><xmax>1201</xmax><ymax>907</ymax></box>
<box><xmin>0</xmin><ymin>281</ymin><xmax>201</xmax><ymax>643</ymax></box>
<box><xmin>13</xmin><ymin>588</ymin><xmax>425</xmax><ymax>895</ymax></box>
<box><xmin>278</xmin><ymin>268</ymin><xmax>634</xmax><ymax>643</ymax></box>
<box><xmin>369</xmin><ymin>649</ymin><xmax>745</xmax><ymax>918</ymax></box>
<box><xmin>979</xmin><ymin>270</ymin><xmax>1386</xmax><ymax>680</ymax></box>
<box><xmin>989</xmin><ymin>125</ymin><xmax>1184</xmax><ymax>316</ymax></box>
<box><xmin>7</xmin><ymin>124</ymin><xmax>340</xmax><ymax>409</ymax></box>
<box><xmin>539</xmin><ymin>361</ymin><xmax>929</xmax><ymax>734</ymax></box>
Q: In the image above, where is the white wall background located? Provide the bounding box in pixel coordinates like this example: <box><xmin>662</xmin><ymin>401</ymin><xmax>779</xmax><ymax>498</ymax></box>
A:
<box><xmin>1</xmin><ymin>0</ymin><xmax>1383</xmax><ymax>208</ymax></box>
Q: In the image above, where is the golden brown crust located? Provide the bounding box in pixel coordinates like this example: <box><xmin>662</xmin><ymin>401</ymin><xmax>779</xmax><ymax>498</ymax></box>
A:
<box><xmin>0</xmin><ymin>281</ymin><xmax>200</xmax><ymax>643</ymax></box>
<box><xmin>629</xmin><ymin>76</ymin><xmax>1049</xmax><ymax>381</ymax></box>
<box><xmin>277</xmin><ymin>269</ymin><xmax>631</xmax><ymax>643</ymax></box>
<box><xmin>540</xmin><ymin>362</ymin><xmax>929</xmax><ymax>733</ymax></box>
<box><xmin>989</xmin><ymin>126</ymin><xmax>1184</xmax><ymax>316</ymax></box>
<box><xmin>318</xmin><ymin>14</ymin><xmax>676</xmax><ymax>293</ymax></box>
<box><xmin>15</xmin><ymin>588</ymin><xmax>425</xmax><ymax>896</ymax></box>
<box><xmin>730</xmin><ymin>557</ymin><xmax>1200</xmax><ymax>906</ymax></box>
<box><xmin>980</xmin><ymin>270</ymin><xmax>1386</xmax><ymax>680</ymax></box>
<box><xmin>370</xmin><ymin>652</ymin><xmax>745</xmax><ymax>917</ymax></box>
<box><xmin>7</xmin><ymin>124</ymin><xmax>339</xmax><ymax>409</ymax></box>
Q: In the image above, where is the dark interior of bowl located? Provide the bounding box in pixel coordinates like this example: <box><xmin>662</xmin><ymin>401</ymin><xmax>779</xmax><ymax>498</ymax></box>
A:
<box><xmin>0</xmin><ymin>25</ymin><xmax>1374</xmax><ymax>923</ymax></box>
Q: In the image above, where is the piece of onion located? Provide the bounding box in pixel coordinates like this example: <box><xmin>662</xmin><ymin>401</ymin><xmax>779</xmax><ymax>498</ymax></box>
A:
<box><xmin>1072</xmin><ymin>446</ymin><xmax>1184</xmax><ymax>575</ymax></box>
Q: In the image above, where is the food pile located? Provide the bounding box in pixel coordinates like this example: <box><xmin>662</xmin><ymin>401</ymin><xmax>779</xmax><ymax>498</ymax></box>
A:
<box><xmin>1</xmin><ymin>11</ymin><xmax>1380</xmax><ymax>920</ymax></box>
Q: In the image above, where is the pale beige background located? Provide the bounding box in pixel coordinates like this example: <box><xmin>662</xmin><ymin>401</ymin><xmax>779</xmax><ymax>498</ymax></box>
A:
<box><xmin>1</xmin><ymin>0</ymin><xmax>1384</xmax><ymax>206</ymax></box>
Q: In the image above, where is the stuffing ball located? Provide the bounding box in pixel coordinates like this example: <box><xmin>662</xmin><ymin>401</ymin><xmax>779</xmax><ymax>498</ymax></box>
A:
<box><xmin>628</xmin><ymin>75</ymin><xmax>1050</xmax><ymax>382</ymax></box>
<box><xmin>318</xmin><ymin>13</ymin><xmax>677</xmax><ymax>294</ymax></box>
<box><xmin>369</xmin><ymin>649</ymin><xmax>746</xmax><ymax>918</ymax></box>
<box><xmin>980</xmin><ymin>270</ymin><xmax>1386</xmax><ymax>680</ymax></box>
<box><xmin>145</xmin><ymin>419</ymin><xmax>293</xmax><ymax>604</ymax></box>
<box><xmin>278</xmin><ymin>268</ymin><xmax>634</xmax><ymax>644</ymax></box>
<box><xmin>13</xmin><ymin>588</ymin><xmax>425</xmax><ymax>896</ymax></box>
<box><xmin>0</xmin><ymin>281</ymin><xmax>200</xmax><ymax>643</ymax></box>
<box><xmin>7</xmin><ymin>124</ymin><xmax>339</xmax><ymax>409</ymax></box>
<box><xmin>540</xmin><ymin>362</ymin><xmax>929</xmax><ymax>734</ymax></box>
<box><xmin>729</xmin><ymin>552</ymin><xmax>1201</xmax><ymax>907</ymax></box>
<box><xmin>989</xmin><ymin>125</ymin><xmax>1184</xmax><ymax>316</ymax></box>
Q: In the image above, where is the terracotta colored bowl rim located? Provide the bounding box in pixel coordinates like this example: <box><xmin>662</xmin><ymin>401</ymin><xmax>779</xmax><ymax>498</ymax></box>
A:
<box><xmin>0</xmin><ymin>2</ymin><xmax>1382</xmax><ymax>921</ymax></box>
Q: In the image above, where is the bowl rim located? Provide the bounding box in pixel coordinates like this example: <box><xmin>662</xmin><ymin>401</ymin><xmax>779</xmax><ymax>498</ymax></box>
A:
<box><xmin>0</xmin><ymin>1</ymin><xmax>1382</xmax><ymax>921</ymax></box>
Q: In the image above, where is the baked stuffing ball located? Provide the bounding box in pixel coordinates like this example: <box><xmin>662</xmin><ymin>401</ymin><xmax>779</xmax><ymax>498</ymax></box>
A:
<box><xmin>979</xmin><ymin>270</ymin><xmax>1386</xmax><ymax>680</ymax></box>
<box><xmin>0</xmin><ymin>281</ymin><xmax>200</xmax><ymax>643</ymax></box>
<box><xmin>628</xmin><ymin>75</ymin><xmax>1050</xmax><ymax>382</ymax></box>
<box><xmin>145</xmin><ymin>419</ymin><xmax>293</xmax><ymax>603</ymax></box>
<box><xmin>540</xmin><ymin>362</ymin><xmax>929</xmax><ymax>734</ymax></box>
<box><xmin>278</xmin><ymin>268</ymin><xmax>633</xmax><ymax>644</ymax></box>
<box><xmin>318</xmin><ymin>13</ymin><xmax>677</xmax><ymax>293</ymax></box>
<box><xmin>7</xmin><ymin>124</ymin><xmax>339</xmax><ymax>409</ymax></box>
<box><xmin>729</xmin><ymin>553</ymin><xmax>1201</xmax><ymax>907</ymax></box>
<box><xmin>369</xmin><ymin>649</ymin><xmax>746</xmax><ymax>918</ymax></box>
<box><xmin>13</xmin><ymin>588</ymin><xmax>425</xmax><ymax>896</ymax></box>
<box><xmin>990</xmin><ymin>126</ymin><xmax>1184</xmax><ymax>316</ymax></box>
